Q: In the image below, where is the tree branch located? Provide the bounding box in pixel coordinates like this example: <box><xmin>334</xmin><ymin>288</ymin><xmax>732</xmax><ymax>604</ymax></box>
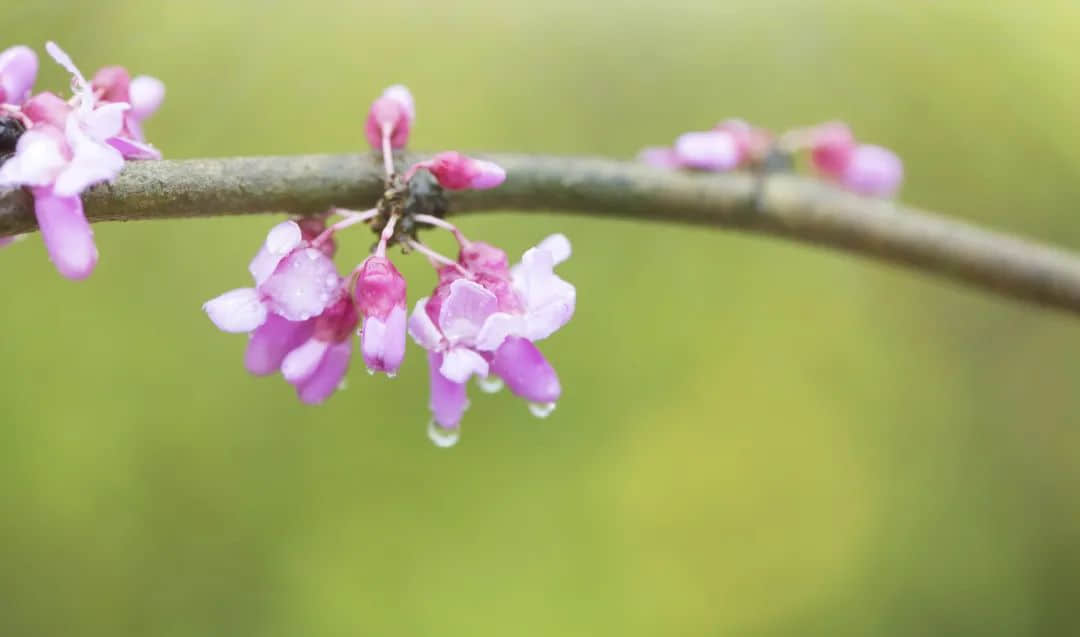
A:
<box><xmin>3</xmin><ymin>152</ymin><xmax>1080</xmax><ymax>316</ymax></box>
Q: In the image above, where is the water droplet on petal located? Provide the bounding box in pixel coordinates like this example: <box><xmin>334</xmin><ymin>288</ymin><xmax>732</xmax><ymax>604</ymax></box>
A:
<box><xmin>478</xmin><ymin>377</ymin><xmax>504</xmax><ymax>394</ymax></box>
<box><xmin>337</xmin><ymin>379</ymin><xmax>348</xmax><ymax>391</ymax></box>
<box><xmin>427</xmin><ymin>421</ymin><xmax>460</xmax><ymax>448</ymax></box>
<box><xmin>366</xmin><ymin>368</ymin><xmax>375</xmax><ymax>376</ymax></box>
<box><xmin>528</xmin><ymin>402</ymin><xmax>556</xmax><ymax>418</ymax></box>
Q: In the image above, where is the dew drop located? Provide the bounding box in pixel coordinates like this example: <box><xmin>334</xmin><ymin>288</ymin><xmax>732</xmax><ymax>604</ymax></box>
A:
<box><xmin>337</xmin><ymin>378</ymin><xmax>348</xmax><ymax>391</ymax></box>
<box><xmin>427</xmin><ymin>421</ymin><xmax>460</xmax><ymax>448</ymax></box>
<box><xmin>366</xmin><ymin>368</ymin><xmax>375</xmax><ymax>376</ymax></box>
<box><xmin>528</xmin><ymin>401</ymin><xmax>557</xmax><ymax>418</ymax></box>
<box><xmin>478</xmin><ymin>377</ymin><xmax>504</xmax><ymax>394</ymax></box>
<box><xmin>386</xmin><ymin>372</ymin><xmax>397</xmax><ymax>379</ymax></box>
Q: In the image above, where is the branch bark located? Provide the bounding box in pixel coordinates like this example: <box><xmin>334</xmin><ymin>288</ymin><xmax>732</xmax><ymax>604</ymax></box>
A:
<box><xmin>3</xmin><ymin>152</ymin><xmax>1080</xmax><ymax>316</ymax></box>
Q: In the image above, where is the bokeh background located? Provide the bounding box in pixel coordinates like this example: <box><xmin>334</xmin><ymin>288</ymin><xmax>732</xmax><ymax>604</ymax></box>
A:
<box><xmin>3</xmin><ymin>0</ymin><xmax>1080</xmax><ymax>635</ymax></box>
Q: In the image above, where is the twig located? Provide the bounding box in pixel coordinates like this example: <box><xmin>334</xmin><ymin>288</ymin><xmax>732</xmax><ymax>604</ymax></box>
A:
<box><xmin>2</xmin><ymin>152</ymin><xmax>1080</xmax><ymax>316</ymax></box>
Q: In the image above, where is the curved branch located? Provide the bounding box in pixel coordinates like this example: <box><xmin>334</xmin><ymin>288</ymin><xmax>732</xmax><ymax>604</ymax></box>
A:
<box><xmin>2</xmin><ymin>153</ymin><xmax>1080</xmax><ymax>316</ymax></box>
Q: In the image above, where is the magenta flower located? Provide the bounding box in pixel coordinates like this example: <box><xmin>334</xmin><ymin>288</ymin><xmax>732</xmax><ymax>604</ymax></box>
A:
<box><xmin>408</xmin><ymin>234</ymin><xmax>574</xmax><ymax>445</ymax></box>
<box><xmin>405</xmin><ymin>151</ymin><xmax>506</xmax><ymax>190</ymax></box>
<box><xmin>354</xmin><ymin>255</ymin><xmax>408</xmax><ymax>376</ymax></box>
<box><xmin>365</xmin><ymin>84</ymin><xmax>414</xmax><ymax>151</ymax></box>
<box><xmin>808</xmin><ymin>122</ymin><xmax>903</xmax><ymax>197</ymax></box>
<box><xmin>281</xmin><ymin>297</ymin><xmax>358</xmax><ymax>405</ymax></box>
<box><xmin>204</xmin><ymin>220</ymin><xmax>343</xmax><ymax>332</ymax></box>
<box><xmin>90</xmin><ymin>65</ymin><xmax>164</xmax><ymax>159</ymax></box>
<box><xmin>0</xmin><ymin>45</ymin><xmax>38</xmax><ymax>105</ymax></box>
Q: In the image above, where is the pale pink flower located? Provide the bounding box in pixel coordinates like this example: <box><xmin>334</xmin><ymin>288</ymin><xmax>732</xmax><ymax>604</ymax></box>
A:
<box><xmin>408</xmin><ymin>235</ymin><xmax>574</xmax><ymax>444</ymax></box>
<box><xmin>808</xmin><ymin>122</ymin><xmax>903</xmax><ymax>196</ymax></box>
<box><xmin>281</xmin><ymin>297</ymin><xmax>357</xmax><ymax>405</ymax></box>
<box><xmin>204</xmin><ymin>221</ymin><xmax>343</xmax><ymax>333</ymax></box>
<box><xmin>405</xmin><ymin>151</ymin><xmax>506</xmax><ymax>190</ymax></box>
<box><xmin>673</xmin><ymin>130</ymin><xmax>740</xmax><ymax>172</ymax></box>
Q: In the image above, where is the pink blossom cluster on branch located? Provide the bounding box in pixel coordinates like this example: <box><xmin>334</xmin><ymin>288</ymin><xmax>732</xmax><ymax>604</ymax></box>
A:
<box><xmin>203</xmin><ymin>86</ymin><xmax>574</xmax><ymax>447</ymax></box>
<box><xmin>0</xmin><ymin>42</ymin><xmax>164</xmax><ymax>277</ymax></box>
<box><xmin>639</xmin><ymin>118</ymin><xmax>903</xmax><ymax>197</ymax></box>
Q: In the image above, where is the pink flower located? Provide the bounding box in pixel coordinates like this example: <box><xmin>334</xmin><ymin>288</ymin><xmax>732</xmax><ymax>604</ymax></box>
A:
<box><xmin>0</xmin><ymin>42</ymin><xmax>164</xmax><ymax>279</ymax></box>
<box><xmin>408</xmin><ymin>234</ymin><xmax>574</xmax><ymax>444</ymax></box>
<box><xmin>365</xmin><ymin>84</ymin><xmax>414</xmax><ymax>150</ymax></box>
<box><xmin>90</xmin><ymin>65</ymin><xmax>164</xmax><ymax>159</ymax></box>
<box><xmin>405</xmin><ymin>151</ymin><xmax>506</xmax><ymax>190</ymax></box>
<box><xmin>673</xmin><ymin>130</ymin><xmax>740</xmax><ymax>172</ymax></box>
<box><xmin>808</xmin><ymin>123</ymin><xmax>903</xmax><ymax>197</ymax></box>
<box><xmin>204</xmin><ymin>220</ymin><xmax>343</xmax><ymax>333</ymax></box>
<box><xmin>354</xmin><ymin>255</ymin><xmax>408</xmax><ymax>376</ymax></box>
<box><xmin>714</xmin><ymin>118</ymin><xmax>773</xmax><ymax>164</ymax></box>
<box><xmin>281</xmin><ymin>297</ymin><xmax>357</xmax><ymax>405</ymax></box>
<box><xmin>0</xmin><ymin>45</ymin><xmax>38</xmax><ymax>106</ymax></box>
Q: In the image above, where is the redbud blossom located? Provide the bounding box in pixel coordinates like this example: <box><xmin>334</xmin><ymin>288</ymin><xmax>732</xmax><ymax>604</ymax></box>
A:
<box><xmin>673</xmin><ymin>130</ymin><xmax>740</xmax><ymax>172</ymax></box>
<box><xmin>354</xmin><ymin>256</ymin><xmax>408</xmax><ymax>375</ymax></box>
<box><xmin>406</xmin><ymin>151</ymin><xmax>506</xmax><ymax>190</ymax></box>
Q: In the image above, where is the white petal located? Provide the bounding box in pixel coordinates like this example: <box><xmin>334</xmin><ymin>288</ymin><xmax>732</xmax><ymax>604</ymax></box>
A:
<box><xmin>439</xmin><ymin>347</ymin><xmax>489</xmax><ymax>384</ymax></box>
<box><xmin>0</xmin><ymin>130</ymin><xmax>67</xmax><ymax>188</ymax></box>
<box><xmin>281</xmin><ymin>337</ymin><xmax>330</xmax><ymax>384</ymax></box>
<box><xmin>203</xmin><ymin>288</ymin><xmax>267</xmax><ymax>333</ymax></box>
<box><xmin>474</xmin><ymin>312</ymin><xmax>526</xmax><ymax>351</ymax></box>
<box><xmin>265</xmin><ymin>220</ymin><xmax>302</xmax><ymax>255</ymax></box>
<box><xmin>81</xmin><ymin>102</ymin><xmax>128</xmax><ymax>140</ymax></box>
<box><xmin>536</xmin><ymin>233</ymin><xmax>571</xmax><ymax>265</ymax></box>
<box><xmin>407</xmin><ymin>297</ymin><xmax>444</xmax><ymax>350</ymax></box>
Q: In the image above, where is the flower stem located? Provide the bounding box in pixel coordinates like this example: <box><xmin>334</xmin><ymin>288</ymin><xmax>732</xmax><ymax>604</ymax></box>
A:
<box><xmin>406</xmin><ymin>239</ymin><xmax>469</xmax><ymax>276</ymax></box>
<box><xmin>413</xmin><ymin>213</ymin><xmax>466</xmax><ymax>244</ymax></box>
<box><xmin>313</xmin><ymin>208</ymin><xmax>377</xmax><ymax>246</ymax></box>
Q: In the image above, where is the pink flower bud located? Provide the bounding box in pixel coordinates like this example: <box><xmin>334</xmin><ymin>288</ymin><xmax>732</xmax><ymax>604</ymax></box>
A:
<box><xmin>809</xmin><ymin>122</ymin><xmax>855</xmax><ymax>178</ymax></box>
<box><xmin>91</xmin><ymin>65</ymin><xmax>131</xmax><ymax>103</ymax></box>
<box><xmin>410</xmin><ymin>152</ymin><xmax>506</xmax><ymax>190</ymax></box>
<box><xmin>364</xmin><ymin>85</ymin><xmax>414</xmax><ymax>150</ymax></box>
<box><xmin>21</xmin><ymin>92</ymin><xmax>72</xmax><ymax>127</ymax></box>
<box><xmin>355</xmin><ymin>256</ymin><xmax>408</xmax><ymax>375</ymax></box>
<box><xmin>673</xmin><ymin>130</ymin><xmax>739</xmax><ymax>171</ymax></box>
<box><xmin>0</xmin><ymin>45</ymin><xmax>38</xmax><ymax>106</ymax></box>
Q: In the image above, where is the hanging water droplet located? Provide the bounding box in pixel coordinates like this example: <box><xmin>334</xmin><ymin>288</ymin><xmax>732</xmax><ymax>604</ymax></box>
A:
<box><xmin>386</xmin><ymin>372</ymin><xmax>397</xmax><ymax>379</ymax></box>
<box><xmin>528</xmin><ymin>402</ymin><xmax>556</xmax><ymax>418</ymax></box>
<box><xmin>337</xmin><ymin>378</ymin><xmax>348</xmax><ymax>391</ymax></box>
<box><xmin>427</xmin><ymin>421</ymin><xmax>460</xmax><ymax>448</ymax></box>
<box><xmin>478</xmin><ymin>376</ymin><xmax>504</xmax><ymax>394</ymax></box>
<box><xmin>366</xmin><ymin>368</ymin><xmax>375</xmax><ymax>376</ymax></box>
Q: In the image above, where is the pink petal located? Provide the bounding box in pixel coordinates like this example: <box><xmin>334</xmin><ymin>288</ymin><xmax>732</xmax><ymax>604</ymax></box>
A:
<box><xmin>296</xmin><ymin>340</ymin><xmax>351</xmax><ymax>405</ymax></box>
<box><xmin>0</xmin><ymin>126</ymin><xmax>68</xmax><ymax>188</ymax></box>
<box><xmin>31</xmin><ymin>187</ymin><xmax>98</xmax><ymax>280</ymax></box>
<box><xmin>281</xmin><ymin>337</ymin><xmax>330</xmax><ymax>384</ymax></box>
<box><xmin>439</xmin><ymin>278</ymin><xmax>498</xmax><ymax>344</ymax></box>
<box><xmin>361</xmin><ymin>305</ymin><xmax>407</xmax><ymax>375</ymax></box>
<box><xmin>21</xmin><ymin>92</ymin><xmax>72</xmax><ymax>127</ymax></box>
<box><xmin>248</xmin><ymin>222</ymin><xmax>303</xmax><ymax>287</ymax></box>
<box><xmin>439</xmin><ymin>346</ymin><xmax>489</xmax><ymax>384</ymax></box>
<box><xmin>673</xmin><ymin>130</ymin><xmax>740</xmax><ymax>171</ymax></box>
<box><xmin>428</xmin><ymin>351</ymin><xmax>469</xmax><ymax>429</ymax></box>
<box><xmin>259</xmin><ymin>248</ymin><xmax>341</xmax><ymax>321</ymax></box>
<box><xmin>490</xmin><ymin>337</ymin><xmax>561</xmax><ymax>404</ymax></box>
<box><xmin>107</xmin><ymin>136</ymin><xmax>162</xmax><ymax>160</ymax></box>
<box><xmin>244</xmin><ymin>314</ymin><xmax>314</xmax><ymax>376</ymax></box>
<box><xmin>841</xmin><ymin>144</ymin><xmax>903</xmax><ymax>197</ymax></box>
<box><xmin>203</xmin><ymin>287</ymin><xmax>267</xmax><ymax>333</ymax></box>
<box><xmin>468</xmin><ymin>160</ymin><xmax>506</xmax><ymax>189</ymax></box>
<box><xmin>810</xmin><ymin>122</ymin><xmax>856</xmax><ymax>177</ymax></box>
<box><xmin>91</xmin><ymin>66</ymin><xmax>131</xmax><ymax>103</ymax></box>
<box><xmin>0</xmin><ymin>45</ymin><xmax>38</xmax><ymax>105</ymax></box>
<box><xmin>382</xmin><ymin>84</ymin><xmax>415</xmax><ymax>120</ymax></box>
<box><xmin>407</xmin><ymin>297</ymin><xmax>444</xmax><ymax>350</ymax></box>
<box><xmin>354</xmin><ymin>256</ymin><xmax>407</xmax><ymax>320</ymax></box>
<box><xmin>80</xmin><ymin>102</ymin><xmax>129</xmax><ymax>140</ymax></box>
<box><xmin>128</xmin><ymin>75</ymin><xmax>165</xmax><ymax>121</ymax></box>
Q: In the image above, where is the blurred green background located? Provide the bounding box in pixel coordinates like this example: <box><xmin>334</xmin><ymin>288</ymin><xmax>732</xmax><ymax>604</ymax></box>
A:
<box><xmin>3</xmin><ymin>0</ymin><xmax>1080</xmax><ymax>635</ymax></box>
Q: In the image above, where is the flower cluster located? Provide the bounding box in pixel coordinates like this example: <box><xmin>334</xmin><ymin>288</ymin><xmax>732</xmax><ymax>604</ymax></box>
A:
<box><xmin>204</xmin><ymin>86</ymin><xmax>573</xmax><ymax>447</ymax></box>
<box><xmin>0</xmin><ymin>42</ymin><xmax>164</xmax><ymax>279</ymax></box>
<box><xmin>640</xmin><ymin>118</ymin><xmax>903</xmax><ymax>197</ymax></box>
